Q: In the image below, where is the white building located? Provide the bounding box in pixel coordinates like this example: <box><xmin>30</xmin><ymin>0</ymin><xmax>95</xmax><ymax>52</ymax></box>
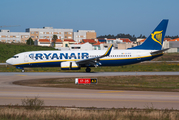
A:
<box><xmin>70</xmin><ymin>42</ymin><xmax>93</xmax><ymax>50</ymax></box>
<box><xmin>73</xmin><ymin>30</ymin><xmax>96</xmax><ymax>43</ymax></box>
<box><xmin>0</xmin><ymin>30</ymin><xmax>30</xmax><ymax>43</ymax></box>
<box><xmin>26</xmin><ymin>27</ymin><xmax>73</xmax><ymax>42</ymax></box>
<box><xmin>38</xmin><ymin>39</ymin><xmax>51</xmax><ymax>47</ymax></box>
<box><xmin>163</xmin><ymin>39</ymin><xmax>179</xmax><ymax>53</ymax></box>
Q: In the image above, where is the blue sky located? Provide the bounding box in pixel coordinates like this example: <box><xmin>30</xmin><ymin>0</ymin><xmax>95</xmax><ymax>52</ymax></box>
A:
<box><xmin>1</xmin><ymin>0</ymin><xmax>179</xmax><ymax>37</ymax></box>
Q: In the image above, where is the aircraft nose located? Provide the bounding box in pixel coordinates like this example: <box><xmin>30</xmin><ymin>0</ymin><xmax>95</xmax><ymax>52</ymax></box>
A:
<box><xmin>6</xmin><ymin>58</ymin><xmax>12</xmax><ymax>65</ymax></box>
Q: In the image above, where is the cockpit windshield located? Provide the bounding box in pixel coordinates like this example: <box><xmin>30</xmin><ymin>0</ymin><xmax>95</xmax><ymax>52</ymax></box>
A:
<box><xmin>12</xmin><ymin>56</ymin><xmax>19</xmax><ymax>58</ymax></box>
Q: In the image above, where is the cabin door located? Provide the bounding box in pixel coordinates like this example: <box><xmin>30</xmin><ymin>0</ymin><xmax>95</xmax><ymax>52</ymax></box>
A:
<box><xmin>137</xmin><ymin>51</ymin><xmax>141</xmax><ymax>60</ymax></box>
<box><xmin>24</xmin><ymin>54</ymin><xmax>29</xmax><ymax>62</ymax></box>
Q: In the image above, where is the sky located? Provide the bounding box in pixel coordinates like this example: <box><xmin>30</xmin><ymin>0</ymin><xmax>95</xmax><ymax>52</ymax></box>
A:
<box><xmin>1</xmin><ymin>0</ymin><xmax>179</xmax><ymax>37</ymax></box>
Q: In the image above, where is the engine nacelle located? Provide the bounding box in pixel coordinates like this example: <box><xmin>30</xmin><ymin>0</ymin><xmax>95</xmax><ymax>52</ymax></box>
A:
<box><xmin>61</xmin><ymin>61</ymin><xmax>80</xmax><ymax>70</ymax></box>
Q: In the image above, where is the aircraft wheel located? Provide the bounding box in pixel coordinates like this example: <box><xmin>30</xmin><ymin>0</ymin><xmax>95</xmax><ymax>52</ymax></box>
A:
<box><xmin>22</xmin><ymin>69</ymin><xmax>25</xmax><ymax>73</ymax></box>
<box><xmin>86</xmin><ymin>67</ymin><xmax>91</xmax><ymax>72</ymax></box>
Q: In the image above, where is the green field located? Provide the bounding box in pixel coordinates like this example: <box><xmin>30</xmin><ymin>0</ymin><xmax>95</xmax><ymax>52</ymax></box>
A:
<box><xmin>0</xmin><ymin>42</ymin><xmax>55</xmax><ymax>63</ymax></box>
<box><xmin>14</xmin><ymin>75</ymin><xmax>179</xmax><ymax>92</ymax></box>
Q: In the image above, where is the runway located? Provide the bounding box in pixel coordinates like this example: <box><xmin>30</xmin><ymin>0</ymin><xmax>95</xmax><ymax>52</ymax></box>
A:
<box><xmin>1</xmin><ymin>71</ymin><xmax>179</xmax><ymax>76</ymax></box>
<box><xmin>0</xmin><ymin>72</ymin><xmax>179</xmax><ymax>109</ymax></box>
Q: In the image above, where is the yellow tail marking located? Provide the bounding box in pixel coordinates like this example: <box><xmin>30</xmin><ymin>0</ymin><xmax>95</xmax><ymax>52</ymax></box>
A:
<box><xmin>151</xmin><ymin>30</ymin><xmax>163</xmax><ymax>45</ymax></box>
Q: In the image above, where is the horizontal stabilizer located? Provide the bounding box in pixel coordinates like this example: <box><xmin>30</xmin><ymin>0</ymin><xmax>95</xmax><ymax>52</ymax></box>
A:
<box><xmin>150</xmin><ymin>48</ymin><xmax>170</xmax><ymax>54</ymax></box>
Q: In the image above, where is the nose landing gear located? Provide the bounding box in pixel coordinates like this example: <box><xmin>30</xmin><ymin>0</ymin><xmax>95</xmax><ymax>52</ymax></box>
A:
<box><xmin>16</xmin><ymin>66</ymin><xmax>25</xmax><ymax>72</ymax></box>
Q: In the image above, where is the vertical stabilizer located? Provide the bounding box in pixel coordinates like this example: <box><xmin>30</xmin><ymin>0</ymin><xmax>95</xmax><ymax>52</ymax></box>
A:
<box><xmin>129</xmin><ymin>19</ymin><xmax>168</xmax><ymax>50</ymax></box>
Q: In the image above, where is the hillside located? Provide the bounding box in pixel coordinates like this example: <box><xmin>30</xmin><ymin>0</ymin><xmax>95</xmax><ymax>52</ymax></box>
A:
<box><xmin>0</xmin><ymin>42</ymin><xmax>56</xmax><ymax>63</ymax></box>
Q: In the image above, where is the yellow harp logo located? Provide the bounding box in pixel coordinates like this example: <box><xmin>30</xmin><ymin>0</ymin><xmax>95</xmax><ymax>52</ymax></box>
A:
<box><xmin>151</xmin><ymin>30</ymin><xmax>163</xmax><ymax>45</ymax></box>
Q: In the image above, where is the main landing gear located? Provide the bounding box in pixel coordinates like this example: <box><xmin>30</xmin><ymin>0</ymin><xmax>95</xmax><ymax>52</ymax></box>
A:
<box><xmin>85</xmin><ymin>67</ymin><xmax>91</xmax><ymax>72</ymax></box>
<box><xmin>22</xmin><ymin>69</ymin><xmax>25</xmax><ymax>73</ymax></box>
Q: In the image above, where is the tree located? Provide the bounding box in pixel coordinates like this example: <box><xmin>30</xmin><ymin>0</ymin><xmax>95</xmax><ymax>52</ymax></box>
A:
<box><xmin>137</xmin><ymin>34</ymin><xmax>146</xmax><ymax>38</ymax></box>
<box><xmin>52</xmin><ymin>35</ymin><xmax>58</xmax><ymax>47</ymax></box>
<box><xmin>165</xmin><ymin>35</ymin><xmax>179</xmax><ymax>39</ymax></box>
<box><xmin>26</xmin><ymin>37</ymin><xmax>34</xmax><ymax>45</ymax></box>
<box><xmin>98</xmin><ymin>33</ymin><xmax>137</xmax><ymax>41</ymax></box>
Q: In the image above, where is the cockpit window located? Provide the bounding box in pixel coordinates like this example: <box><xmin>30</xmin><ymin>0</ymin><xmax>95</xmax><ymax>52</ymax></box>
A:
<box><xmin>13</xmin><ymin>56</ymin><xmax>19</xmax><ymax>58</ymax></box>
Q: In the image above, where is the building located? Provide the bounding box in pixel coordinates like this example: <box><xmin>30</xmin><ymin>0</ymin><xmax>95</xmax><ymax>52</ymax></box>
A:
<box><xmin>0</xmin><ymin>30</ymin><xmax>30</xmax><ymax>43</ymax></box>
<box><xmin>106</xmin><ymin>39</ymin><xmax>116</xmax><ymax>44</ymax></box>
<box><xmin>73</xmin><ymin>30</ymin><xmax>96</xmax><ymax>43</ymax></box>
<box><xmin>0</xmin><ymin>27</ymin><xmax>96</xmax><ymax>47</ymax></box>
<box><xmin>117</xmin><ymin>43</ymin><xmax>135</xmax><ymax>49</ymax></box>
<box><xmin>70</xmin><ymin>42</ymin><xmax>93</xmax><ymax>50</ymax></box>
<box><xmin>98</xmin><ymin>38</ymin><xmax>106</xmax><ymax>43</ymax></box>
<box><xmin>119</xmin><ymin>38</ymin><xmax>132</xmax><ymax>43</ymax></box>
<box><xmin>102</xmin><ymin>38</ymin><xmax>134</xmax><ymax>50</ymax></box>
<box><xmin>93</xmin><ymin>41</ymin><xmax>104</xmax><ymax>50</ymax></box>
<box><xmin>26</xmin><ymin>27</ymin><xmax>73</xmax><ymax>42</ymax></box>
<box><xmin>26</xmin><ymin>27</ymin><xmax>96</xmax><ymax>47</ymax></box>
<box><xmin>82</xmin><ymin>39</ymin><xmax>97</xmax><ymax>44</ymax></box>
<box><xmin>163</xmin><ymin>38</ymin><xmax>179</xmax><ymax>53</ymax></box>
<box><xmin>51</xmin><ymin>39</ymin><xmax>63</xmax><ymax>48</ymax></box>
<box><xmin>38</xmin><ymin>39</ymin><xmax>51</xmax><ymax>46</ymax></box>
<box><xmin>136</xmin><ymin>38</ymin><xmax>145</xmax><ymax>42</ymax></box>
<box><xmin>105</xmin><ymin>38</ymin><xmax>132</xmax><ymax>44</ymax></box>
<box><xmin>63</xmin><ymin>39</ymin><xmax>76</xmax><ymax>48</ymax></box>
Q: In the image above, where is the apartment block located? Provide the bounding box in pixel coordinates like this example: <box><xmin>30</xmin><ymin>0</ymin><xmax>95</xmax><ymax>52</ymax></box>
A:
<box><xmin>26</xmin><ymin>27</ymin><xmax>73</xmax><ymax>41</ymax></box>
<box><xmin>73</xmin><ymin>30</ymin><xmax>96</xmax><ymax>43</ymax></box>
<box><xmin>0</xmin><ymin>30</ymin><xmax>30</xmax><ymax>43</ymax></box>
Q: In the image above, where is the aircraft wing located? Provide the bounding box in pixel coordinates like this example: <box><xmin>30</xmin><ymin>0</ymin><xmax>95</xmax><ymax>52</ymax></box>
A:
<box><xmin>76</xmin><ymin>44</ymin><xmax>113</xmax><ymax>66</ymax></box>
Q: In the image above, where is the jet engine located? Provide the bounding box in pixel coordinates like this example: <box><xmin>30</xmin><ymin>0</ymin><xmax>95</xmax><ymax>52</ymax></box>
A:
<box><xmin>61</xmin><ymin>61</ymin><xmax>80</xmax><ymax>70</ymax></box>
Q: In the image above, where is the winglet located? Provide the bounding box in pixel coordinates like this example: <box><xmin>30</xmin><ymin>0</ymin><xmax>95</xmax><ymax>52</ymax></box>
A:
<box><xmin>103</xmin><ymin>44</ymin><xmax>113</xmax><ymax>56</ymax></box>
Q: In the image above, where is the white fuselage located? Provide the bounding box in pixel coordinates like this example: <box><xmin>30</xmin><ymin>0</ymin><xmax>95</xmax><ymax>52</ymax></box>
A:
<box><xmin>6</xmin><ymin>49</ymin><xmax>160</xmax><ymax>68</ymax></box>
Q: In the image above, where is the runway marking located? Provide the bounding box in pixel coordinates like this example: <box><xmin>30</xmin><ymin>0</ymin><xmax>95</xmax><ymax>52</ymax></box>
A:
<box><xmin>0</xmin><ymin>92</ymin><xmax>179</xmax><ymax>98</ymax></box>
<box><xmin>1</xmin><ymin>97</ymin><xmax>179</xmax><ymax>103</ymax></box>
<box><xmin>15</xmin><ymin>74</ymin><xmax>27</xmax><ymax>76</ymax></box>
<box><xmin>98</xmin><ymin>91</ymin><xmax>125</xmax><ymax>93</ymax></box>
<box><xmin>131</xmin><ymin>95</ymin><xmax>179</xmax><ymax>97</ymax></box>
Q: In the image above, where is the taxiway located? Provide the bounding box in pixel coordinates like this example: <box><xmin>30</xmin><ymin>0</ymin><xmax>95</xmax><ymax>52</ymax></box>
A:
<box><xmin>0</xmin><ymin>72</ymin><xmax>179</xmax><ymax>109</ymax></box>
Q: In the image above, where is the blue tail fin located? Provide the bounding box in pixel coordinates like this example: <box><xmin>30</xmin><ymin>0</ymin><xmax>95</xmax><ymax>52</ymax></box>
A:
<box><xmin>129</xmin><ymin>19</ymin><xmax>168</xmax><ymax>50</ymax></box>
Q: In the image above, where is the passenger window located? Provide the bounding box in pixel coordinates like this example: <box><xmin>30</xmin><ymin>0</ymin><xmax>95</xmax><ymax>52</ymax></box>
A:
<box><xmin>13</xmin><ymin>56</ymin><xmax>19</xmax><ymax>58</ymax></box>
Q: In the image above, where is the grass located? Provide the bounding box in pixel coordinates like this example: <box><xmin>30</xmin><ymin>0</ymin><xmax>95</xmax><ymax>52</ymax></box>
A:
<box><xmin>2</xmin><ymin>62</ymin><xmax>179</xmax><ymax>72</ymax></box>
<box><xmin>0</xmin><ymin>42</ymin><xmax>56</xmax><ymax>63</ymax></box>
<box><xmin>0</xmin><ymin>106</ymin><xmax>179</xmax><ymax>120</ymax></box>
<box><xmin>153</xmin><ymin>52</ymin><xmax>179</xmax><ymax>61</ymax></box>
<box><xmin>14</xmin><ymin>75</ymin><xmax>179</xmax><ymax>92</ymax></box>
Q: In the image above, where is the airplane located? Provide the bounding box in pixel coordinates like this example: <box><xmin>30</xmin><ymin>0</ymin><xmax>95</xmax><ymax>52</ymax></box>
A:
<box><xmin>6</xmin><ymin>19</ymin><xmax>169</xmax><ymax>72</ymax></box>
